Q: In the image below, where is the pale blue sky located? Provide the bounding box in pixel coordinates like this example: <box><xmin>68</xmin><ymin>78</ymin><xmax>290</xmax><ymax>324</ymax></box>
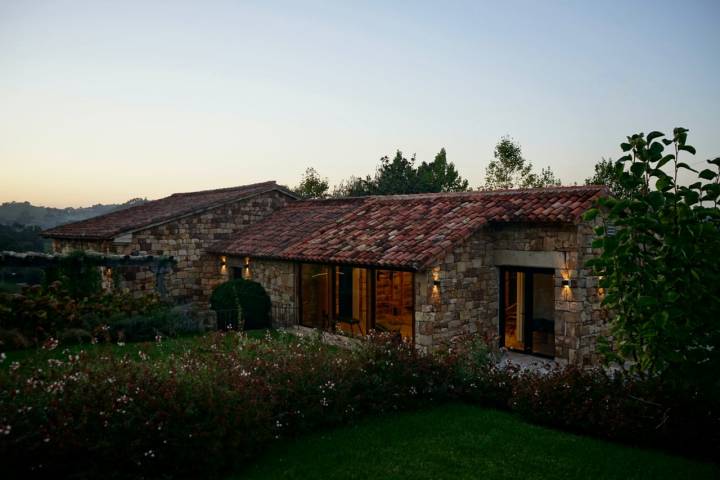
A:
<box><xmin>1</xmin><ymin>0</ymin><xmax>718</xmax><ymax>207</ymax></box>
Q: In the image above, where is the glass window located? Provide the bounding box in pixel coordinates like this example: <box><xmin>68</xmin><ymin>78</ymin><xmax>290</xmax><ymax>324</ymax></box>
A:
<box><xmin>374</xmin><ymin>270</ymin><xmax>413</xmax><ymax>339</ymax></box>
<box><xmin>300</xmin><ymin>264</ymin><xmax>331</xmax><ymax>329</ymax></box>
<box><xmin>334</xmin><ymin>266</ymin><xmax>370</xmax><ymax>335</ymax></box>
<box><xmin>503</xmin><ymin>270</ymin><xmax>525</xmax><ymax>351</ymax></box>
<box><xmin>531</xmin><ymin>272</ymin><xmax>555</xmax><ymax>356</ymax></box>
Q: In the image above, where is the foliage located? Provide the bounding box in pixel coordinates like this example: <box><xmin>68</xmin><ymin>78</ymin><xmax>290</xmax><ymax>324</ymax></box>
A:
<box><xmin>416</xmin><ymin>148</ymin><xmax>470</xmax><ymax>192</ymax></box>
<box><xmin>0</xmin><ymin>332</ymin><xmax>450</xmax><ymax>479</ymax></box>
<box><xmin>210</xmin><ymin>278</ymin><xmax>271</xmax><ymax>330</ymax></box>
<box><xmin>108</xmin><ymin>310</ymin><xmax>182</xmax><ymax>343</ymax></box>
<box><xmin>293</xmin><ymin>167</ymin><xmax>330</xmax><ymax>199</ymax></box>
<box><xmin>585</xmin><ymin>157</ymin><xmax>637</xmax><ymax>198</ymax></box>
<box><xmin>0</xmin><ymin>281</ymin><xmax>165</xmax><ymax>347</ymax></box>
<box><xmin>584</xmin><ymin>128</ymin><xmax>720</xmax><ymax>393</ymax></box>
<box><xmin>0</xmin><ymin>223</ymin><xmax>46</xmax><ymax>252</ymax></box>
<box><xmin>483</xmin><ymin>136</ymin><xmax>561</xmax><ymax>189</ymax></box>
<box><xmin>333</xmin><ymin>148</ymin><xmax>469</xmax><ymax>196</ymax></box>
<box><xmin>0</xmin><ymin>332</ymin><xmax>717</xmax><ymax>479</ymax></box>
<box><xmin>44</xmin><ymin>250</ymin><xmax>102</xmax><ymax>298</ymax></box>
<box><xmin>331</xmin><ymin>175</ymin><xmax>369</xmax><ymax>197</ymax></box>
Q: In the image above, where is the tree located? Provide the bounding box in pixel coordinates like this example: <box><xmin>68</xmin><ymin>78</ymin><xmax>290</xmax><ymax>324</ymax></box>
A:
<box><xmin>331</xmin><ymin>175</ymin><xmax>372</xmax><ymax>197</ymax></box>
<box><xmin>585</xmin><ymin>128</ymin><xmax>720</xmax><ymax>394</ymax></box>
<box><xmin>332</xmin><ymin>148</ymin><xmax>470</xmax><ymax>197</ymax></box>
<box><xmin>483</xmin><ymin>136</ymin><xmax>561</xmax><ymax>189</ymax></box>
<box><xmin>585</xmin><ymin>157</ymin><xmax>635</xmax><ymax>198</ymax></box>
<box><xmin>371</xmin><ymin>150</ymin><xmax>419</xmax><ymax>195</ymax></box>
<box><xmin>417</xmin><ymin>148</ymin><xmax>469</xmax><ymax>192</ymax></box>
<box><xmin>293</xmin><ymin>168</ymin><xmax>330</xmax><ymax>199</ymax></box>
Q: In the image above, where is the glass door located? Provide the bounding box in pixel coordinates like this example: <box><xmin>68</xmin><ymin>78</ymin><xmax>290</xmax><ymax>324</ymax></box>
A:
<box><xmin>500</xmin><ymin>267</ymin><xmax>555</xmax><ymax>357</ymax></box>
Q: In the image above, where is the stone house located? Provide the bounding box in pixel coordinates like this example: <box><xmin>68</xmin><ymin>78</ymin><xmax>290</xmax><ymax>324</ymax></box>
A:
<box><xmin>44</xmin><ymin>182</ymin><xmax>608</xmax><ymax>366</ymax></box>
<box><xmin>208</xmin><ymin>185</ymin><xmax>608</xmax><ymax>366</ymax></box>
<box><xmin>42</xmin><ymin>181</ymin><xmax>298</xmax><ymax>303</ymax></box>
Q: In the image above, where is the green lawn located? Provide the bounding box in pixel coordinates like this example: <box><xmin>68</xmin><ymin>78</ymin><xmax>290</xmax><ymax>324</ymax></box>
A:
<box><xmin>236</xmin><ymin>404</ymin><xmax>718</xmax><ymax>480</ymax></box>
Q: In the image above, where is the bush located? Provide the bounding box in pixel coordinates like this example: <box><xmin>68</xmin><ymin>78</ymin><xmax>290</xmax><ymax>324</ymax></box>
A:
<box><xmin>0</xmin><ymin>331</ymin><xmax>449</xmax><ymax>479</ymax></box>
<box><xmin>210</xmin><ymin>279</ymin><xmax>271</xmax><ymax>330</ymax></box>
<box><xmin>108</xmin><ymin>310</ymin><xmax>181</xmax><ymax>342</ymax></box>
<box><xmin>0</xmin><ymin>333</ymin><xmax>716</xmax><ymax>479</ymax></box>
<box><xmin>585</xmin><ymin>129</ymin><xmax>720</xmax><ymax>393</ymax></box>
<box><xmin>0</xmin><ymin>282</ymin><xmax>166</xmax><ymax>348</ymax></box>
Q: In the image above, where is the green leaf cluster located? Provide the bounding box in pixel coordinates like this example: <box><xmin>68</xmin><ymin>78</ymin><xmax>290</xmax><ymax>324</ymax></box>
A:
<box><xmin>585</xmin><ymin>128</ymin><xmax>720</xmax><ymax>394</ymax></box>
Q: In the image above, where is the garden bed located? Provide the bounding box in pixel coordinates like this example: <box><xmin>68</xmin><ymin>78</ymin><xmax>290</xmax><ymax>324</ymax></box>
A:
<box><xmin>1</xmin><ymin>331</ymin><xmax>718</xmax><ymax>479</ymax></box>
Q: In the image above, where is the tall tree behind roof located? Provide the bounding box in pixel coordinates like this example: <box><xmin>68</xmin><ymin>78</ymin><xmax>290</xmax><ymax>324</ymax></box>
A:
<box><xmin>483</xmin><ymin>136</ymin><xmax>561</xmax><ymax>190</ymax></box>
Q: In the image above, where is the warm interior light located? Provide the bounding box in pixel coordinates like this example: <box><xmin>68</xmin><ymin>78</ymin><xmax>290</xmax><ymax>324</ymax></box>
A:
<box><xmin>243</xmin><ymin>257</ymin><xmax>251</xmax><ymax>279</ymax></box>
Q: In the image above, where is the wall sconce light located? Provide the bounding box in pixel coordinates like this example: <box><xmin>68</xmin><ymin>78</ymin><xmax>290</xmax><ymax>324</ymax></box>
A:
<box><xmin>561</xmin><ymin>278</ymin><xmax>576</xmax><ymax>288</ymax></box>
<box><xmin>220</xmin><ymin>256</ymin><xmax>227</xmax><ymax>266</ymax></box>
<box><xmin>433</xmin><ymin>279</ymin><xmax>441</xmax><ymax>287</ymax></box>
<box><xmin>243</xmin><ymin>257</ymin><xmax>251</xmax><ymax>278</ymax></box>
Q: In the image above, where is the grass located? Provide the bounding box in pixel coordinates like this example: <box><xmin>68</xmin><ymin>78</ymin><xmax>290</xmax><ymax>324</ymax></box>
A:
<box><xmin>235</xmin><ymin>404</ymin><xmax>719</xmax><ymax>480</ymax></box>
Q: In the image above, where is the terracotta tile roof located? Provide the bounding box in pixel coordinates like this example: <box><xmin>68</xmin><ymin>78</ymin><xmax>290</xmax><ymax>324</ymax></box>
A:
<box><xmin>43</xmin><ymin>181</ymin><xmax>297</xmax><ymax>240</ymax></box>
<box><xmin>210</xmin><ymin>185</ymin><xmax>607</xmax><ymax>270</ymax></box>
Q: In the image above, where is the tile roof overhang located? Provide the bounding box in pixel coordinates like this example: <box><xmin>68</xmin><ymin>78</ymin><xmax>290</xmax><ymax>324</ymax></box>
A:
<box><xmin>209</xmin><ymin>185</ymin><xmax>608</xmax><ymax>271</ymax></box>
<box><xmin>42</xmin><ymin>181</ymin><xmax>298</xmax><ymax>241</ymax></box>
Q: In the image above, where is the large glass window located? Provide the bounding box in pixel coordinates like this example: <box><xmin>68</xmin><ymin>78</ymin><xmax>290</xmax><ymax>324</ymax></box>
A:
<box><xmin>298</xmin><ymin>264</ymin><xmax>414</xmax><ymax>341</ymax></box>
<box><xmin>502</xmin><ymin>270</ymin><xmax>525</xmax><ymax>351</ymax></box>
<box><xmin>501</xmin><ymin>268</ymin><xmax>555</xmax><ymax>357</ymax></box>
<box><xmin>374</xmin><ymin>270</ymin><xmax>413</xmax><ymax>339</ymax></box>
<box><xmin>531</xmin><ymin>272</ymin><xmax>555</xmax><ymax>356</ymax></box>
<box><xmin>300</xmin><ymin>264</ymin><xmax>331</xmax><ymax>329</ymax></box>
<box><xmin>334</xmin><ymin>266</ymin><xmax>370</xmax><ymax>335</ymax></box>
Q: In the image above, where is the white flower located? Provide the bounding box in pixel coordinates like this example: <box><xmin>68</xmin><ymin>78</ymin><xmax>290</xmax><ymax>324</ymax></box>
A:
<box><xmin>0</xmin><ymin>352</ymin><xmax>6</xmax><ymax>363</ymax></box>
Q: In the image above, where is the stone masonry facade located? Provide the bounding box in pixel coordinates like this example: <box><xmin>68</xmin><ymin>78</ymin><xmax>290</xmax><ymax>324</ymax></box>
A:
<box><xmin>413</xmin><ymin>221</ymin><xmax>606</xmax><ymax>366</ymax></box>
<box><xmin>226</xmin><ymin>220</ymin><xmax>606</xmax><ymax>367</ymax></box>
<box><xmin>52</xmin><ymin>191</ymin><xmax>294</xmax><ymax>304</ymax></box>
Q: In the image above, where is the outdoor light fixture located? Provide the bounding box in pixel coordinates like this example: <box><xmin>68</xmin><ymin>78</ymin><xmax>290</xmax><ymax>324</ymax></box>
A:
<box><xmin>562</xmin><ymin>278</ymin><xmax>576</xmax><ymax>288</ymax></box>
<box><xmin>433</xmin><ymin>279</ymin><xmax>441</xmax><ymax>287</ymax></box>
<box><xmin>220</xmin><ymin>256</ymin><xmax>227</xmax><ymax>266</ymax></box>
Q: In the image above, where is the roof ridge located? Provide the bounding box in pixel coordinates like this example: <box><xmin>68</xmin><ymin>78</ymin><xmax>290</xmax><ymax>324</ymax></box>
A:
<box><xmin>42</xmin><ymin>180</ymin><xmax>293</xmax><ymax>239</ymax></box>
<box><xmin>366</xmin><ymin>185</ymin><xmax>606</xmax><ymax>201</ymax></box>
<box><xmin>169</xmin><ymin>180</ymin><xmax>278</xmax><ymax>197</ymax></box>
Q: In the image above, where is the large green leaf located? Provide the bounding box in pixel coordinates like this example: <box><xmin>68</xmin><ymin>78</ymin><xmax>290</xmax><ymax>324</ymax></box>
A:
<box><xmin>699</xmin><ymin>168</ymin><xmax>717</xmax><ymax>180</ymax></box>
<box><xmin>646</xmin><ymin>131</ymin><xmax>665</xmax><ymax>143</ymax></box>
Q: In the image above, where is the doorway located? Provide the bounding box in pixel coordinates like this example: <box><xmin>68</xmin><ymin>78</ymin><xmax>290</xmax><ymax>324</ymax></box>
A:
<box><xmin>499</xmin><ymin>267</ymin><xmax>555</xmax><ymax>357</ymax></box>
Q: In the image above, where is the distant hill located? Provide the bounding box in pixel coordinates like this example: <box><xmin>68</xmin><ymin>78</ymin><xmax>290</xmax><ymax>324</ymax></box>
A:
<box><xmin>0</xmin><ymin>198</ymin><xmax>147</xmax><ymax>229</ymax></box>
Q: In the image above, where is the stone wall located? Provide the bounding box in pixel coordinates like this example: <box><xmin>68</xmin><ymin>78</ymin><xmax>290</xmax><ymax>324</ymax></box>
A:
<box><xmin>52</xmin><ymin>191</ymin><xmax>294</xmax><ymax>304</ymax></box>
<box><xmin>414</xmin><ymin>222</ymin><xmax>606</xmax><ymax>366</ymax></box>
<box><xmin>414</xmin><ymin>234</ymin><xmax>496</xmax><ymax>352</ymax></box>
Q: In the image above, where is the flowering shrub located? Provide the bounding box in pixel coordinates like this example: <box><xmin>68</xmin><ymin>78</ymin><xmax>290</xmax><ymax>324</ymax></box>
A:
<box><xmin>0</xmin><ymin>331</ymin><xmax>453</xmax><ymax>478</ymax></box>
<box><xmin>0</xmin><ymin>282</ymin><xmax>166</xmax><ymax>348</ymax></box>
<box><xmin>0</xmin><ymin>332</ymin><xmax>717</xmax><ymax>479</ymax></box>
